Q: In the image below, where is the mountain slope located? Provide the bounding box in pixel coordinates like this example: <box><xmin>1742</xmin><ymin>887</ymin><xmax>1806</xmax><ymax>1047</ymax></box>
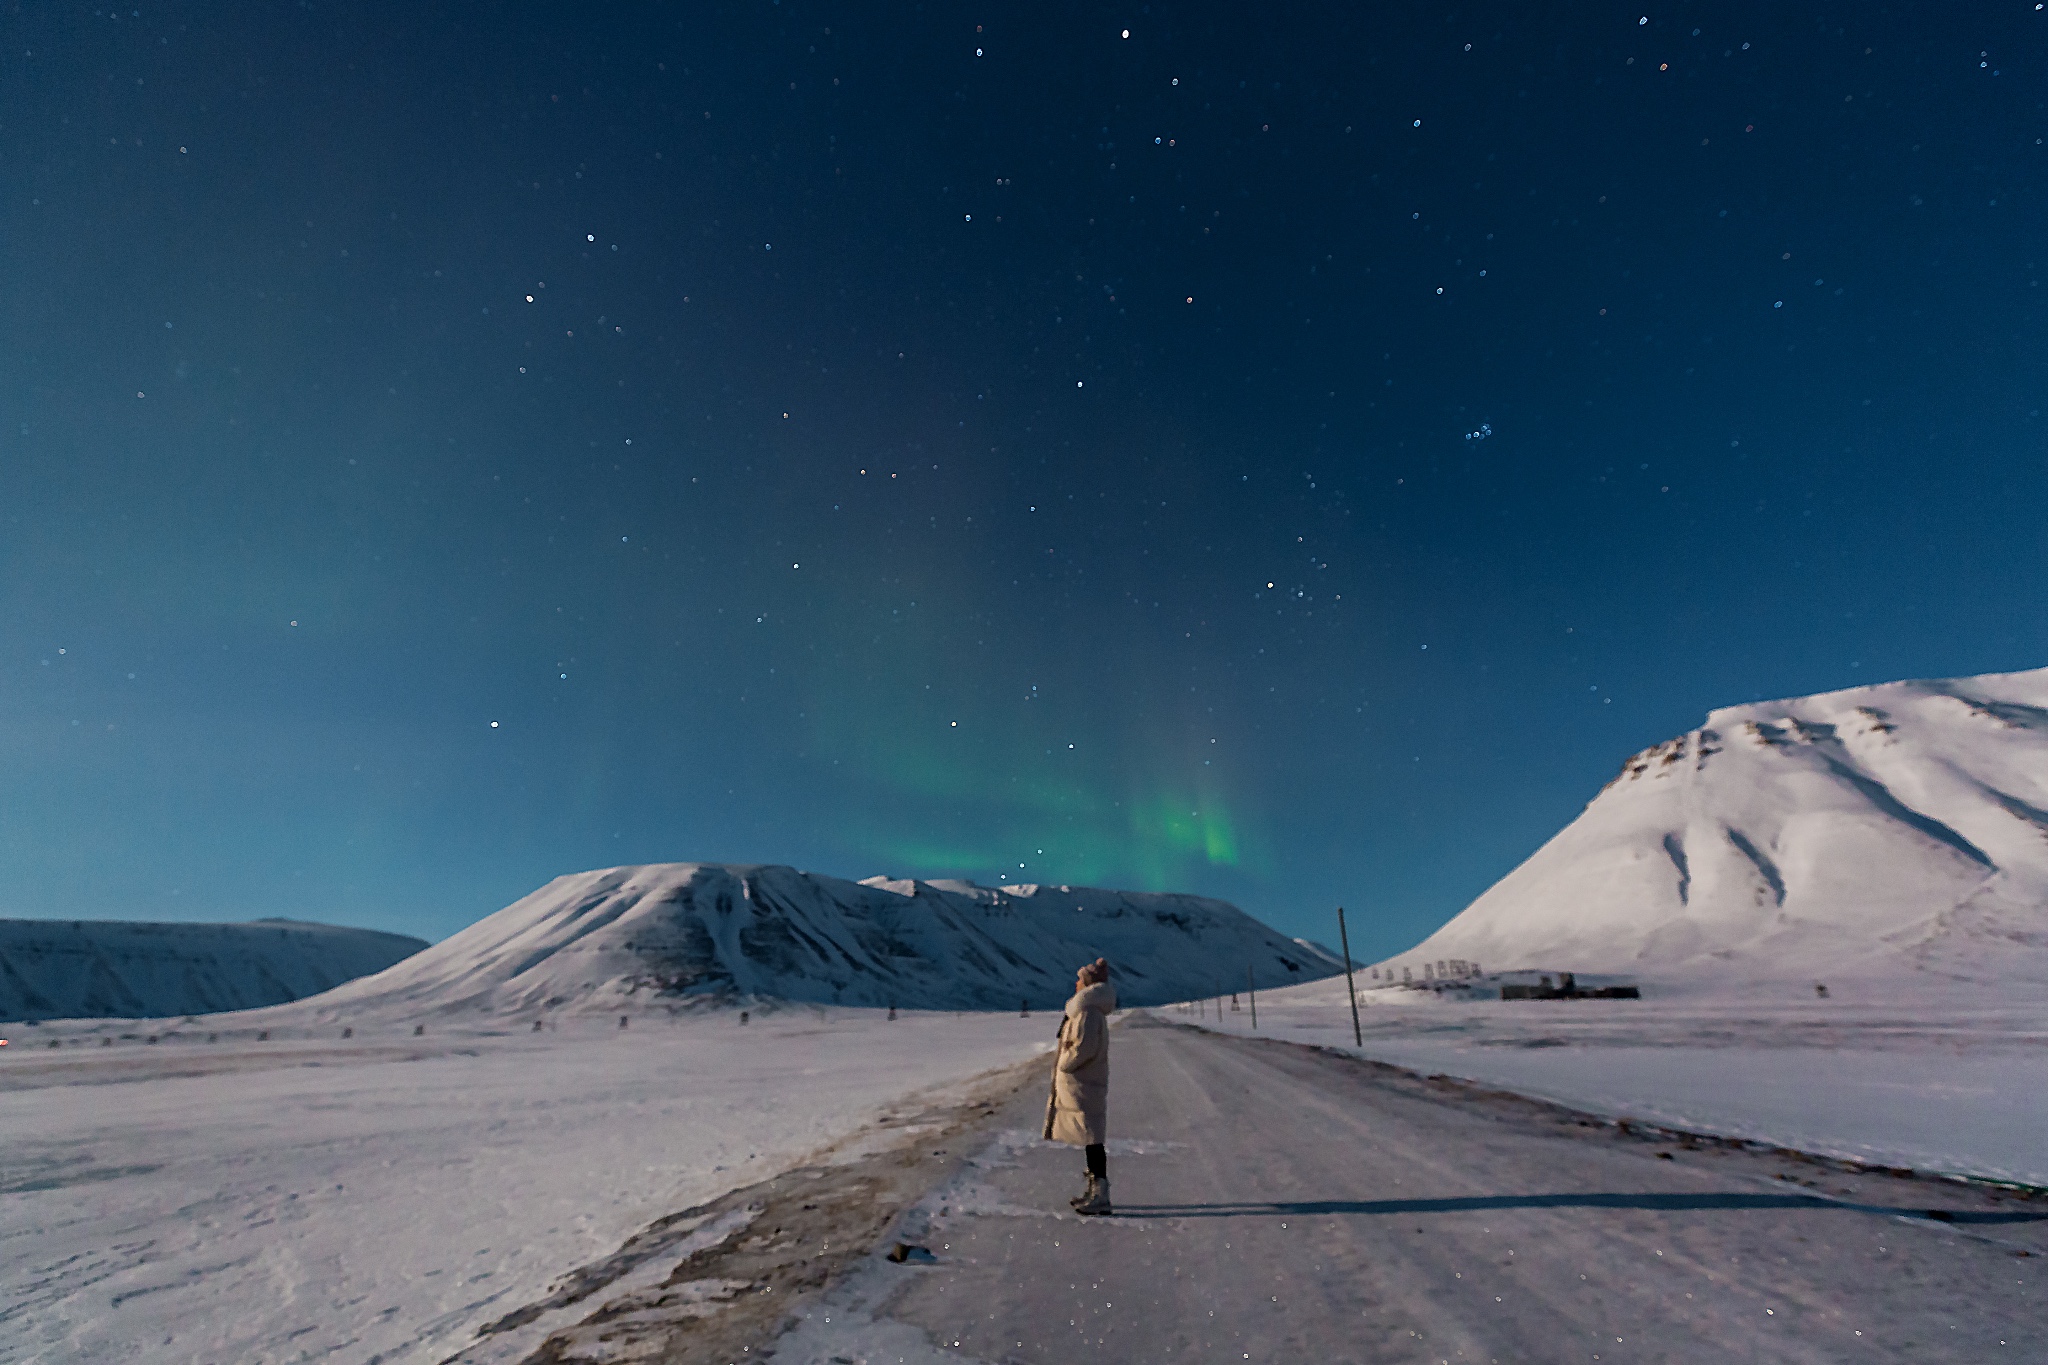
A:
<box><xmin>0</xmin><ymin>918</ymin><xmax>429</xmax><ymax>1022</ymax></box>
<box><xmin>292</xmin><ymin>863</ymin><xmax>1339</xmax><ymax>1019</ymax></box>
<box><xmin>1382</xmin><ymin>667</ymin><xmax>2048</xmax><ymax>988</ymax></box>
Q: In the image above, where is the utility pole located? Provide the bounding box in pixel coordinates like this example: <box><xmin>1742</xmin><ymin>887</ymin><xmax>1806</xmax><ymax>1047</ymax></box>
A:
<box><xmin>1246</xmin><ymin>965</ymin><xmax>1258</xmax><ymax>1031</ymax></box>
<box><xmin>1336</xmin><ymin>906</ymin><xmax>1362</xmax><ymax>1047</ymax></box>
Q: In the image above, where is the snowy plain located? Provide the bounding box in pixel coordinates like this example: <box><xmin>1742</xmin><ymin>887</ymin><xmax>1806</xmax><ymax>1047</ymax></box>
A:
<box><xmin>7</xmin><ymin>989</ymin><xmax>2040</xmax><ymax>1364</ymax></box>
<box><xmin>1184</xmin><ymin>974</ymin><xmax>2048</xmax><ymax>1190</ymax></box>
<box><xmin>0</xmin><ymin>1007</ymin><xmax>1051</xmax><ymax>1365</ymax></box>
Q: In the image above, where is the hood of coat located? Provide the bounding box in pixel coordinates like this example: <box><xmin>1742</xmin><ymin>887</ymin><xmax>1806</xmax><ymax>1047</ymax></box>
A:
<box><xmin>1067</xmin><ymin>980</ymin><xmax>1117</xmax><ymax>1016</ymax></box>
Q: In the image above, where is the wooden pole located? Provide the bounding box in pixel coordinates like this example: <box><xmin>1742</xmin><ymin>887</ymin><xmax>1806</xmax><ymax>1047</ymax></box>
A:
<box><xmin>1337</xmin><ymin>906</ymin><xmax>1362</xmax><ymax>1047</ymax></box>
<box><xmin>1247</xmin><ymin>965</ymin><xmax>1258</xmax><ymax>1031</ymax></box>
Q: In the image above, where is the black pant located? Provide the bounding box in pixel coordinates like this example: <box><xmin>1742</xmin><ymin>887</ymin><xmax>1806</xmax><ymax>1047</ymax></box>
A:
<box><xmin>1085</xmin><ymin>1143</ymin><xmax>1107</xmax><ymax>1180</ymax></box>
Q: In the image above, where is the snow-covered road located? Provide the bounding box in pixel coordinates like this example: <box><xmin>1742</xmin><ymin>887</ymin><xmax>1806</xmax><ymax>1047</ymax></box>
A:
<box><xmin>779</xmin><ymin>1017</ymin><xmax>2045</xmax><ymax>1363</ymax></box>
<box><xmin>9</xmin><ymin>1010</ymin><xmax>2041</xmax><ymax>1363</ymax></box>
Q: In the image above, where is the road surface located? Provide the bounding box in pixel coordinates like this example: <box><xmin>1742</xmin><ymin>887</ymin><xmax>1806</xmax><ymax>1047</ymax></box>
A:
<box><xmin>775</xmin><ymin>1014</ymin><xmax>2043</xmax><ymax>1364</ymax></box>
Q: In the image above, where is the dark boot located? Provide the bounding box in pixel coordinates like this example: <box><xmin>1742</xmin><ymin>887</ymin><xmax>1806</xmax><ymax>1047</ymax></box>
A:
<box><xmin>1073</xmin><ymin>1176</ymin><xmax>1112</xmax><ymax>1216</ymax></box>
<box><xmin>1069</xmin><ymin>1172</ymin><xmax>1097</xmax><ymax>1208</ymax></box>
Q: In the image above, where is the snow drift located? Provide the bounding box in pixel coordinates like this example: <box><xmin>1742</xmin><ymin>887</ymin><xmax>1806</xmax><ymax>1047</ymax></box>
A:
<box><xmin>1381</xmin><ymin>666</ymin><xmax>2048</xmax><ymax>988</ymax></box>
<box><xmin>0</xmin><ymin>917</ymin><xmax>428</xmax><ymax>1022</ymax></box>
<box><xmin>290</xmin><ymin>863</ymin><xmax>1340</xmax><ymax>1019</ymax></box>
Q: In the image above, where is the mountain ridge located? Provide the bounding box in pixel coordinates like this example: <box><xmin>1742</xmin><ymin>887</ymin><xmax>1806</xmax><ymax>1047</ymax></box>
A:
<box><xmin>0</xmin><ymin>917</ymin><xmax>428</xmax><ymax>1022</ymax></box>
<box><xmin>265</xmin><ymin>862</ymin><xmax>1341</xmax><ymax>1020</ymax></box>
<box><xmin>1379</xmin><ymin>666</ymin><xmax>2048</xmax><ymax>990</ymax></box>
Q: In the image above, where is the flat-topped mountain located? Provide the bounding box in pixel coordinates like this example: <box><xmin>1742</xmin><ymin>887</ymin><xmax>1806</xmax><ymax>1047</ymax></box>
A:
<box><xmin>0</xmin><ymin>917</ymin><xmax>428</xmax><ymax>1022</ymax></box>
<box><xmin>1382</xmin><ymin>667</ymin><xmax>2048</xmax><ymax>990</ymax></box>
<box><xmin>290</xmin><ymin>863</ymin><xmax>1339</xmax><ymax>1018</ymax></box>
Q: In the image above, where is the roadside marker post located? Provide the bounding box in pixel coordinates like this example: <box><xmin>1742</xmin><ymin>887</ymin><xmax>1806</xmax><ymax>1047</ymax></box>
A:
<box><xmin>1337</xmin><ymin>906</ymin><xmax>1362</xmax><ymax>1047</ymax></box>
<box><xmin>1247</xmin><ymin>965</ymin><xmax>1258</xmax><ymax>1030</ymax></box>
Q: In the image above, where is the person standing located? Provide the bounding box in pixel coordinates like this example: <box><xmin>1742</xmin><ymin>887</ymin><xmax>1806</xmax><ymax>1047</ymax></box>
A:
<box><xmin>1043</xmin><ymin>957</ymin><xmax>1116</xmax><ymax>1215</ymax></box>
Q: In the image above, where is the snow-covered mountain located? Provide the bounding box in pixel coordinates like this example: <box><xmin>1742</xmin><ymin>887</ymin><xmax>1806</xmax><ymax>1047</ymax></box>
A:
<box><xmin>0</xmin><ymin>918</ymin><xmax>428</xmax><ymax>1022</ymax></box>
<box><xmin>286</xmin><ymin>863</ymin><xmax>1340</xmax><ymax>1019</ymax></box>
<box><xmin>1381</xmin><ymin>667</ymin><xmax>2048</xmax><ymax>989</ymax></box>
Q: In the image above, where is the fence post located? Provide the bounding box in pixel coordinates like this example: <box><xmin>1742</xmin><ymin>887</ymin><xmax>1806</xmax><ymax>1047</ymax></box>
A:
<box><xmin>1337</xmin><ymin>906</ymin><xmax>1362</xmax><ymax>1047</ymax></box>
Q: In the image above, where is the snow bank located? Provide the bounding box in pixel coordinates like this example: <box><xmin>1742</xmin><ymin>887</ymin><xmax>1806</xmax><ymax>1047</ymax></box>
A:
<box><xmin>1194</xmin><ymin>975</ymin><xmax>2048</xmax><ymax>1188</ymax></box>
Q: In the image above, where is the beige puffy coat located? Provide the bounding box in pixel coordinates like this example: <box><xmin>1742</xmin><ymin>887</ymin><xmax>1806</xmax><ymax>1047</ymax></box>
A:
<box><xmin>1044</xmin><ymin>980</ymin><xmax>1116</xmax><ymax>1146</ymax></box>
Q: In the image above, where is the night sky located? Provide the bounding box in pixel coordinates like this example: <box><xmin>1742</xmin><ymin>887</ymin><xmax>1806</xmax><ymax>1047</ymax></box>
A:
<box><xmin>5</xmin><ymin>2</ymin><xmax>2045</xmax><ymax>955</ymax></box>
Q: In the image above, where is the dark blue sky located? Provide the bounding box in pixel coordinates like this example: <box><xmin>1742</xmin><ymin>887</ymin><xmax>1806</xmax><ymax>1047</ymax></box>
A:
<box><xmin>4</xmin><ymin>1</ymin><xmax>2043</xmax><ymax>954</ymax></box>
